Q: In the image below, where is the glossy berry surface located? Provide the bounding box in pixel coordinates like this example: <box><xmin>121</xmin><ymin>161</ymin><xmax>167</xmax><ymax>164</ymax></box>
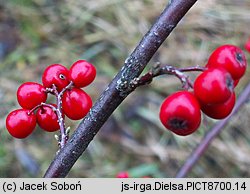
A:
<box><xmin>42</xmin><ymin>64</ymin><xmax>70</xmax><ymax>91</ymax></box>
<box><xmin>159</xmin><ymin>91</ymin><xmax>201</xmax><ymax>136</ymax></box>
<box><xmin>6</xmin><ymin>109</ymin><xmax>36</xmax><ymax>138</ymax></box>
<box><xmin>36</xmin><ymin>104</ymin><xmax>60</xmax><ymax>132</ymax></box>
<box><xmin>62</xmin><ymin>88</ymin><xmax>92</xmax><ymax>120</ymax></box>
<box><xmin>245</xmin><ymin>37</ymin><xmax>250</xmax><ymax>53</ymax></box>
<box><xmin>206</xmin><ymin>44</ymin><xmax>247</xmax><ymax>80</ymax></box>
<box><xmin>69</xmin><ymin>60</ymin><xmax>96</xmax><ymax>88</ymax></box>
<box><xmin>116</xmin><ymin>171</ymin><xmax>129</xmax><ymax>178</ymax></box>
<box><xmin>194</xmin><ymin>67</ymin><xmax>234</xmax><ymax>104</ymax></box>
<box><xmin>201</xmin><ymin>92</ymin><xmax>235</xmax><ymax>120</ymax></box>
<box><xmin>17</xmin><ymin>82</ymin><xmax>47</xmax><ymax>109</ymax></box>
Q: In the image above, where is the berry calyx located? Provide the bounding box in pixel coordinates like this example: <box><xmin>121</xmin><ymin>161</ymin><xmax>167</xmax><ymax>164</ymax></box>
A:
<box><xmin>69</xmin><ymin>60</ymin><xmax>96</xmax><ymax>88</ymax></box>
<box><xmin>62</xmin><ymin>88</ymin><xmax>92</xmax><ymax>120</ymax></box>
<box><xmin>206</xmin><ymin>44</ymin><xmax>247</xmax><ymax>80</ymax></box>
<box><xmin>159</xmin><ymin>91</ymin><xmax>201</xmax><ymax>136</ymax></box>
<box><xmin>6</xmin><ymin>109</ymin><xmax>36</xmax><ymax>138</ymax></box>
<box><xmin>200</xmin><ymin>92</ymin><xmax>236</xmax><ymax>120</ymax></box>
<box><xmin>36</xmin><ymin>104</ymin><xmax>61</xmax><ymax>132</ymax></box>
<box><xmin>194</xmin><ymin>67</ymin><xmax>234</xmax><ymax>104</ymax></box>
<box><xmin>17</xmin><ymin>82</ymin><xmax>47</xmax><ymax>109</ymax></box>
<box><xmin>42</xmin><ymin>64</ymin><xmax>70</xmax><ymax>91</ymax></box>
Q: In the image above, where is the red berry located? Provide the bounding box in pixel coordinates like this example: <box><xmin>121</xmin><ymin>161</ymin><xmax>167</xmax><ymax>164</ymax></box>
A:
<box><xmin>17</xmin><ymin>82</ymin><xmax>47</xmax><ymax>109</ymax></box>
<box><xmin>42</xmin><ymin>64</ymin><xmax>70</xmax><ymax>91</ymax></box>
<box><xmin>201</xmin><ymin>92</ymin><xmax>236</xmax><ymax>120</ymax></box>
<box><xmin>234</xmin><ymin>79</ymin><xmax>239</xmax><ymax>88</ymax></box>
<box><xmin>206</xmin><ymin>45</ymin><xmax>247</xmax><ymax>80</ymax></box>
<box><xmin>6</xmin><ymin>109</ymin><xmax>36</xmax><ymax>138</ymax></box>
<box><xmin>245</xmin><ymin>37</ymin><xmax>250</xmax><ymax>53</ymax></box>
<box><xmin>69</xmin><ymin>60</ymin><xmax>96</xmax><ymax>88</ymax></box>
<box><xmin>116</xmin><ymin>171</ymin><xmax>129</xmax><ymax>178</ymax></box>
<box><xmin>36</xmin><ymin>104</ymin><xmax>61</xmax><ymax>132</ymax></box>
<box><xmin>62</xmin><ymin>88</ymin><xmax>92</xmax><ymax>120</ymax></box>
<box><xmin>194</xmin><ymin>67</ymin><xmax>234</xmax><ymax>104</ymax></box>
<box><xmin>159</xmin><ymin>91</ymin><xmax>201</xmax><ymax>136</ymax></box>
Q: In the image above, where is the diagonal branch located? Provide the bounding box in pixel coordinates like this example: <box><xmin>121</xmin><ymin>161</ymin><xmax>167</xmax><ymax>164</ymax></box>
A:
<box><xmin>176</xmin><ymin>81</ymin><xmax>250</xmax><ymax>178</ymax></box>
<box><xmin>44</xmin><ymin>0</ymin><xmax>198</xmax><ymax>178</ymax></box>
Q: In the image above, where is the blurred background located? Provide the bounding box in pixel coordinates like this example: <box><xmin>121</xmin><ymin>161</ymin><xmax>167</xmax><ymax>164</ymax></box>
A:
<box><xmin>0</xmin><ymin>0</ymin><xmax>250</xmax><ymax>178</ymax></box>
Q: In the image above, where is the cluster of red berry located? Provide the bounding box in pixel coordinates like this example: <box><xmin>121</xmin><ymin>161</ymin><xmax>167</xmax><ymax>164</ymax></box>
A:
<box><xmin>159</xmin><ymin>45</ymin><xmax>247</xmax><ymax>136</ymax></box>
<box><xmin>6</xmin><ymin>60</ymin><xmax>96</xmax><ymax>139</ymax></box>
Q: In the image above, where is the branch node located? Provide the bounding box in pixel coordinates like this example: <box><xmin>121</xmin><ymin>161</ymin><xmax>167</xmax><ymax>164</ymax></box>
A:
<box><xmin>116</xmin><ymin>77</ymin><xmax>131</xmax><ymax>97</ymax></box>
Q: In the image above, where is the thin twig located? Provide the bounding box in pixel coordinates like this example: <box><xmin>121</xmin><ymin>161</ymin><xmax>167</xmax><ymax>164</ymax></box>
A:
<box><xmin>44</xmin><ymin>0</ymin><xmax>198</xmax><ymax>178</ymax></box>
<box><xmin>52</xmin><ymin>82</ymin><xmax>74</xmax><ymax>148</ymax></box>
<box><xmin>28</xmin><ymin>103</ymin><xmax>56</xmax><ymax>115</ymax></box>
<box><xmin>130</xmin><ymin>64</ymin><xmax>205</xmax><ymax>90</ymax></box>
<box><xmin>176</xmin><ymin>81</ymin><xmax>250</xmax><ymax>178</ymax></box>
<box><xmin>178</xmin><ymin>65</ymin><xmax>206</xmax><ymax>72</ymax></box>
<box><xmin>29</xmin><ymin>82</ymin><xmax>73</xmax><ymax>148</ymax></box>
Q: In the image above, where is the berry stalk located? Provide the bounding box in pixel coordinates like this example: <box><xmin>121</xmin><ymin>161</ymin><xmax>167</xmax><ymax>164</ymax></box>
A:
<box><xmin>27</xmin><ymin>82</ymin><xmax>73</xmax><ymax>148</ymax></box>
<box><xmin>130</xmin><ymin>64</ymin><xmax>205</xmax><ymax>90</ymax></box>
<box><xmin>52</xmin><ymin>82</ymin><xmax>74</xmax><ymax>148</ymax></box>
<box><xmin>28</xmin><ymin>103</ymin><xmax>56</xmax><ymax>115</ymax></box>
